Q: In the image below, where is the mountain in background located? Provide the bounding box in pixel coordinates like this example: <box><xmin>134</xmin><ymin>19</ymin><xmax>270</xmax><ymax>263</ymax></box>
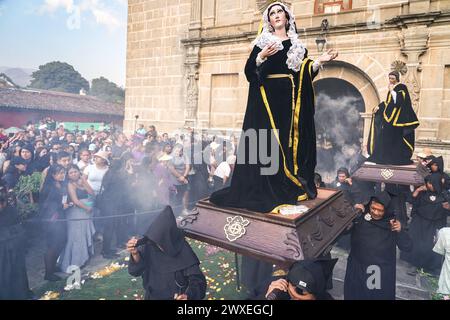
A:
<box><xmin>0</xmin><ymin>66</ymin><xmax>35</xmax><ymax>87</ymax></box>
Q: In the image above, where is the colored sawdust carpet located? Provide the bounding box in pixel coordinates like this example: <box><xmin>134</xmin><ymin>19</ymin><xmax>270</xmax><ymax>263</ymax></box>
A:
<box><xmin>35</xmin><ymin>240</ymin><xmax>248</xmax><ymax>300</ymax></box>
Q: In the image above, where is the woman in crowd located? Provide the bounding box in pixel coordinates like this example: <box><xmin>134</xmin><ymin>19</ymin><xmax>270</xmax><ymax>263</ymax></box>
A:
<box><xmin>19</xmin><ymin>144</ymin><xmax>34</xmax><ymax>175</ymax></box>
<box><xmin>162</xmin><ymin>143</ymin><xmax>172</xmax><ymax>157</ymax></box>
<box><xmin>64</xmin><ymin>144</ymin><xmax>76</xmax><ymax>163</ymax></box>
<box><xmin>77</xmin><ymin>149</ymin><xmax>91</xmax><ymax>172</ymax></box>
<box><xmin>2</xmin><ymin>144</ymin><xmax>22</xmax><ymax>174</ymax></box>
<box><xmin>83</xmin><ymin>150</ymin><xmax>109</xmax><ymax>236</ymax></box>
<box><xmin>31</xmin><ymin>147</ymin><xmax>50</xmax><ymax>173</ymax></box>
<box><xmin>154</xmin><ymin>153</ymin><xmax>175</xmax><ymax>207</ymax></box>
<box><xmin>39</xmin><ymin>164</ymin><xmax>68</xmax><ymax>281</ymax></box>
<box><xmin>1</xmin><ymin>157</ymin><xmax>28</xmax><ymax>190</ymax></box>
<box><xmin>168</xmin><ymin>144</ymin><xmax>190</xmax><ymax>215</ymax></box>
<box><xmin>59</xmin><ymin>165</ymin><xmax>95</xmax><ymax>272</ymax></box>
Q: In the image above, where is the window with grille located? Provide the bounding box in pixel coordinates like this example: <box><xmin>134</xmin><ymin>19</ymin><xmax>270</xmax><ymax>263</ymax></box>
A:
<box><xmin>314</xmin><ymin>0</ymin><xmax>352</xmax><ymax>14</ymax></box>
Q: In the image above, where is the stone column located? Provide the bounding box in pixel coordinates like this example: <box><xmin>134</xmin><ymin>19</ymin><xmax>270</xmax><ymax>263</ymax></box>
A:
<box><xmin>184</xmin><ymin>44</ymin><xmax>200</xmax><ymax>127</ymax></box>
<box><xmin>184</xmin><ymin>0</ymin><xmax>202</xmax><ymax>127</ymax></box>
<box><xmin>397</xmin><ymin>25</ymin><xmax>429</xmax><ymax>114</ymax></box>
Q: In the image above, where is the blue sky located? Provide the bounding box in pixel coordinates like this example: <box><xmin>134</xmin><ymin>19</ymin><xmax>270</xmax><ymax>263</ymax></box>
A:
<box><xmin>0</xmin><ymin>0</ymin><xmax>127</xmax><ymax>87</ymax></box>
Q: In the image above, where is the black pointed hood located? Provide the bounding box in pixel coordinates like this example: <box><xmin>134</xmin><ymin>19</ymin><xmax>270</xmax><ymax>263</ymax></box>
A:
<box><xmin>428</xmin><ymin>156</ymin><xmax>444</xmax><ymax>173</ymax></box>
<box><xmin>144</xmin><ymin>206</ymin><xmax>184</xmax><ymax>257</ymax></box>
<box><xmin>371</xmin><ymin>191</ymin><xmax>391</xmax><ymax>209</ymax></box>
<box><xmin>143</xmin><ymin>206</ymin><xmax>199</xmax><ymax>273</ymax></box>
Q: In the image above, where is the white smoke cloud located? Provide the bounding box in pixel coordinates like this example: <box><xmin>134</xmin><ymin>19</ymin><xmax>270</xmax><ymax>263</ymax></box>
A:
<box><xmin>315</xmin><ymin>92</ymin><xmax>363</xmax><ymax>184</ymax></box>
<box><xmin>38</xmin><ymin>0</ymin><xmax>125</xmax><ymax>32</ymax></box>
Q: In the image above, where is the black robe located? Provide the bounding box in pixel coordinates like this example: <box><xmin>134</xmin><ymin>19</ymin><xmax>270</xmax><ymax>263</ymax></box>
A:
<box><xmin>210</xmin><ymin>40</ymin><xmax>318</xmax><ymax>213</ymax></box>
<box><xmin>128</xmin><ymin>206</ymin><xmax>206</xmax><ymax>300</ymax></box>
<box><xmin>427</xmin><ymin>156</ymin><xmax>450</xmax><ymax>191</ymax></box>
<box><xmin>367</xmin><ymin>83</ymin><xmax>419</xmax><ymax>165</ymax></box>
<box><xmin>344</xmin><ymin>213</ymin><xmax>412</xmax><ymax>300</ymax></box>
<box><xmin>0</xmin><ymin>205</ymin><xmax>30</xmax><ymax>300</ymax></box>
<box><xmin>401</xmin><ymin>178</ymin><xmax>449</xmax><ymax>271</ymax></box>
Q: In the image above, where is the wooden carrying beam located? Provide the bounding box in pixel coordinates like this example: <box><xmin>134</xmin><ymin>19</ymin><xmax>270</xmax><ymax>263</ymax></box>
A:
<box><xmin>352</xmin><ymin>162</ymin><xmax>429</xmax><ymax>186</ymax></box>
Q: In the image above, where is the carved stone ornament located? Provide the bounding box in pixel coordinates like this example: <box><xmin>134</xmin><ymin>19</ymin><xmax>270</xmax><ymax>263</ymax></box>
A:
<box><xmin>397</xmin><ymin>26</ymin><xmax>430</xmax><ymax>113</ymax></box>
<box><xmin>391</xmin><ymin>60</ymin><xmax>408</xmax><ymax>76</ymax></box>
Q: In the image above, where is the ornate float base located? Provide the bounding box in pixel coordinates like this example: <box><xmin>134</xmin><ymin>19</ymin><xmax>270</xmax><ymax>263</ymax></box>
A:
<box><xmin>177</xmin><ymin>188</ymin><xmax>358</xmax><ymax>265</ymax></box>
<box><xmin>352</xmin><ymin>161</ymin><xmax>429</xmax><ymax>186</ymax></box>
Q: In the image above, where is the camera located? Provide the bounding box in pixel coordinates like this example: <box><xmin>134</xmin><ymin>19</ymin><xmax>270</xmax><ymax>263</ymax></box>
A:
<box><xmin>266</xmin><ymin>288</ymin><xmax>289</xmax><ymax>300</ymax></box>
<box><xmin>134</xmin><ymin>236</ymin><xmax>151</xmax><ymax>248</ymax></box>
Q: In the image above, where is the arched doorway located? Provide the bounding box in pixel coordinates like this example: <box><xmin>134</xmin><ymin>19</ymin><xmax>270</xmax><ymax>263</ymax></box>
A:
<box><xmin>313</xmin><ymin>78</ymin><xmax>365</xmax><ymax>183</ymax></box>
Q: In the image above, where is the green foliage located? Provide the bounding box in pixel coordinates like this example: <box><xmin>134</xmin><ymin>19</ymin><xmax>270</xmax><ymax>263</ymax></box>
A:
<box><xmin>90</xmin><ymin>76</ymin><xmax>124</xmax><ymax>103</ymax></box>
<box><xmin>418</xmin><ymin>269</ymin><xmax>447</xmax><ymax>300</ymax></box>
<box><xmin>29</xmin><ymin>61</ymin><xmax>89</xmax><ymax>94</ymax></box>
<box><xmin>13</xmin><ymin>172</ymin><xmax>42</xmax><ymax>220</ymax></box>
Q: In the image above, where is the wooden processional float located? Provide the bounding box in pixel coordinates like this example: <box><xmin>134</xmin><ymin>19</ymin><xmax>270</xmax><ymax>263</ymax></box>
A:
<box><xmin>177</xmin><ymin>188</ymin><xmax>359</xmax><ymax>267</ymax></box>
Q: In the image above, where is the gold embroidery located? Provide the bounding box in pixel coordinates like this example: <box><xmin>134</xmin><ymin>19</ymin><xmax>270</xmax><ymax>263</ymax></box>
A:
<box><xmin>293</xmin><ymin>59</ymin><xmax>310</xmax><ymax>175</ymax></box>
<box><xmin>260</xmin><ymin>86</ymin><xmax>304</xmax><ymax>190</ymax></box>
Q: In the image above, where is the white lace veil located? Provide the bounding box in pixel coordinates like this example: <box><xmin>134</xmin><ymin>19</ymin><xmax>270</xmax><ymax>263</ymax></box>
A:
<box><xmin>253</xmin><ymin>1</ymin><xmax>306</xmax><ymax>72</ymax></box>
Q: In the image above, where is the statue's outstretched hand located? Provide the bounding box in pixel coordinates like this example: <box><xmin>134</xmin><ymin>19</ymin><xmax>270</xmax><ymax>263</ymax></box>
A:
<box><xmin>317</xmin><ymin>49</ymin><xmax>338</xmax><ymax>63</ymax></box>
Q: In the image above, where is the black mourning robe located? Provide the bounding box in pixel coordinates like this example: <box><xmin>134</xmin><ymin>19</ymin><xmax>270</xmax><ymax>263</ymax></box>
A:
<box><xmin>367</xmin><ymin>83</ymin><xmax>419</xmax><ymax>165</ymax></box>
<box><xmin>128</xmin><ymin>206</ymin><xmax>206</xmax><ymax>300</ymax></box>
<box><xmin>401</xmin><ymin>175</ymin><xmax>449</xmax><ymax>272</ymax></box>
<box><xmin>344</xmin><ymin>213</ymin><xmax>412</xmax><ymax>300</ymax></box>
<box><xmin>428</xmin><ymin>156</ymin><xmax>450</xmax><ymax>190</ymax></box>
<box><xmin>0</xmin><ymin>205</ymin><xmax>30</xmax><ymax>300</ymax></box>
<box><xmin>210</xmin><ymin>40</ymin><xmax>318</xmax><ymax>213</ymax></box>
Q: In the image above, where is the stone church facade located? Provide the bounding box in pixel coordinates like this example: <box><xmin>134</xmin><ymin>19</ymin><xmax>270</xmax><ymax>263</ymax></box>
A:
<box><xmin>125</xmin><ymin>0</ymin><xmax>450</xmax><ymax>169</ymax></box>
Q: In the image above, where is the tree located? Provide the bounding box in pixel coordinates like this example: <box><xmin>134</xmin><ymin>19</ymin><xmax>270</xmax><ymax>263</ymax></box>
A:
<box><xmin>29</xmin><ymin>61</ymin><xmax>89</xmax><ymax>94</ymax></box>
<box><xmin>90</xmin><ymin>77</ymin><xmax>125</xmax><ymax>103</ymax></box>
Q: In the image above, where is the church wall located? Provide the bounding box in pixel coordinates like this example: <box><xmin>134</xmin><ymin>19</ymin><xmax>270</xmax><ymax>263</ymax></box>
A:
<box><xmin>126</xmin><ymin>0</ymin><xmax>450</xmax><ymax>170</ymax></box>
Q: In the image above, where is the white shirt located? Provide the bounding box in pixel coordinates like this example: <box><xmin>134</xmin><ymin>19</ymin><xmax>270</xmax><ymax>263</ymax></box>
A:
<box><xmin>83</xmin><ymin>164</ymin><xmax>108</xmax><ymax>194</ymax></box>
<box><xmin>77</xmin><ymin>159</ymin><xmax>91</xmax><ymax>172</ymax></box>
<box><xmin>214</xmin><ymin>161</ymin><xmax>231</xmax><ymax>180</ymax></box>
<box><xmin>390</xmin><ymin>90</ymin><xmax>397</xmax><ymax>104</ymax></box>
<box><xmin>433</xmin><ymin>227</ymin><xmax>450</xmax><ymax>294</ymax></box>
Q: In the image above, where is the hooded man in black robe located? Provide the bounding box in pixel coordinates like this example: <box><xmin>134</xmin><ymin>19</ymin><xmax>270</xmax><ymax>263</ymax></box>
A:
<box><xmin>0</xmin><ymin>185</ymin><xmax>31</xmax><ymax>300</ymax></box>
<box><xmin>343</xmin><ymin>191</ymin><xmax>412</xmax><ymax>300</ymax></box>
<box><xmin>401</xmin><ymin>173</ymin><xmax>450</xmax><ymax>274</ymax></box>
<box><xmin>427</xmin><ymin>156</ymin><xmax>450</xmax><ymax>190</ymax></box>
<box><xmin>367</xmin><ymin>71</ymin><xmax>419</xmax><ymax>165</ymax></box>
<box><xmin>127</xmin><ymin>206</ymin><xmax>206</xmax><ymax>300</ymax></box>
